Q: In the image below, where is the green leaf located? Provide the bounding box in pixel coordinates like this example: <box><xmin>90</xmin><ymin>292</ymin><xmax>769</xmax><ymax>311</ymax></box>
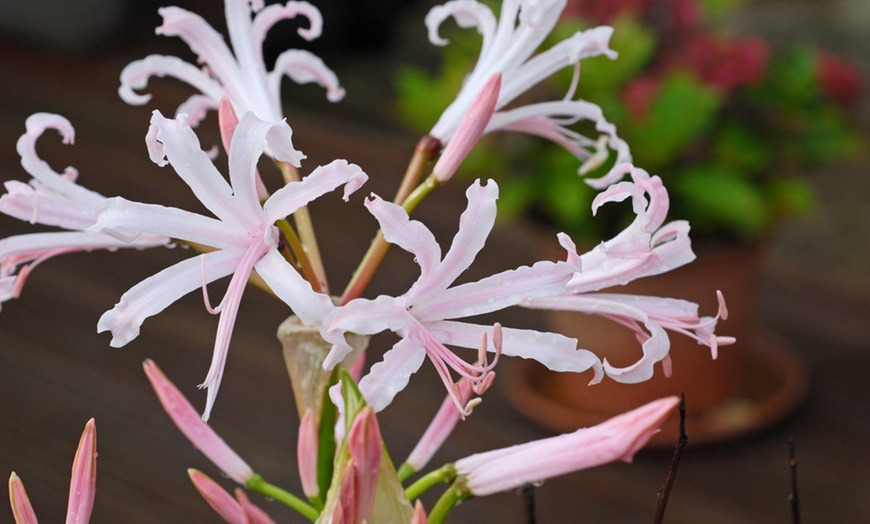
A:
<box><xmin>394</xmin><ymin>67</ymin><xmax>458</xmax><ymax>132</ymax></box>
<box><xmin>316</xmin><ymin>368</ymin><xmax>340</xmax><ymax>503</ymax></box>
<box><xmin>768</xmin><ymin>177</ymin><xmax>816</xmax><ymax>218</ymax></box>
<box><xmin>538</xmin><ymin>152</ymin><xmax>596</xmax><ymax>233</ymax></box>
<box><xmin>627</xmin><ymin>72</ymin><xmax>722</xmax><ymax>169</ymax></box>
<box><xmin>673</xmin><ymin>166</ymin><xmax>770</xmax><ymax>238</ymax></box>
<box><xmin>341</xmin><ymin>370</ymin><xmax>367</xmax><ymax>433</ymax></box>
<box><xmin>713</xmin><ymin>122</ymin><xmax>769</xmax><ymax>172</ymax></box>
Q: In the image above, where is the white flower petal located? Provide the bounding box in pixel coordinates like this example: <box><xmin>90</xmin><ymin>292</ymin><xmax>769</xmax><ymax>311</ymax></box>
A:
<box><xmin>415</xmin><ymin>180</ymin><xmax>498</xmax><ymax>297</ymax></box>
<box><xmin>119</xmin><ymin>55</ymin><xmax>224</xmax><ymax>106</ymax></box>
<box><xmin>430</xmin><ymin>320</ymin><xmax>602</xmax><ymax>377</ymax></box>
<box><xmin>363</xmin><ymin>195</ymin><xmax>441</xmax><ymax>281</ymax></box>
<box><xmin>264</xmin><ymin>159</ymin><xmax>367</xmax><ymax>222</ymax></box>
<box><xmin>254</xmin><ymin>248</ymin><xmax>335</xmax><ymax>327</ymax></box>
<box><xmin>98</xmin><ymin>250</ymin><xmax>243</xmax><ymax>347</ymax></box>
<box><xmin>148</xmin><ymin>112</ymin><xmax>247</xmax><ymax>226</ymax></box>
<box><xmin>358</xmin><ymin>337</ymin><xmax>427</xmax><ymax>412</ymax></box>
<box><xmin>92</xmin><ymin>197</ymin><xmax>249</xmax><ymax>249</ymax></box>
<box><xmin>270</xmin><ymin>49</ymin><xmax>345</xmax><ymax>103</ymax></box>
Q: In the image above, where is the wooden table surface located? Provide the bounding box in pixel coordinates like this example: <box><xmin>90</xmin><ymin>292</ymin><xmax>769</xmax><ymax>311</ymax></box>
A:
<box><xmin>1</xmin><ymin>30</ymin><xmax>869</xmax><ymax>524</ymax></box>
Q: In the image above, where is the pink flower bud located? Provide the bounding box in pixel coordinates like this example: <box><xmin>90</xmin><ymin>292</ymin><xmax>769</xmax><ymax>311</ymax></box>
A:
<box><xmin>297</xmin><ymin>410</ymin><xmax>320</xmax><ymax>499</ymax></box>
<box><xmin>143</xmin><ymin>359</ymin><xmax>253</xmax><ymax>485</ymax></box>
<box><xmin>432</xmin><ymin>74</ymin><xmax>501</xmax><ymax>182</ymax></box>
<box><xmin>8</xmin><ymin>473</ymin><xmax>38</xmax><ymax>524</ymax></box>
<box><xmin>455</xmin><ymin>397</ymin><xmax>679</xmax><ymax>495</ymax></box>
<box><xmin>66</xmin><ymin>418</ymin><xmax>98</xmax><ymax>524</ymax></box>
<box><xmin>188</xmin><ymin>469</ymin><xmax>245</xmax><ymax>524</ymax></box>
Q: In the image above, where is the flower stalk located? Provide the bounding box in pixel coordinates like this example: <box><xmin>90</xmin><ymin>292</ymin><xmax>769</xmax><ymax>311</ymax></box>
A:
<box><xmin>246</xmin><ymin>474</ymin><xmax>319</xmax><ymax>522</ymax></box>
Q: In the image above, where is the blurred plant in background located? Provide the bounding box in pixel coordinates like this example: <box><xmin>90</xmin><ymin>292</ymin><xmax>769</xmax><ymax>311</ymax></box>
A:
<box><xmin>397</xmin><ymin>0</ymin><xmax>865</xmax><ymax>241</ymax></box>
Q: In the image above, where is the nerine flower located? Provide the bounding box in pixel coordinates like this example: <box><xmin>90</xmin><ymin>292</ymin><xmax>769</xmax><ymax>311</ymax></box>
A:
<box><xmin>322</xmin><ymin>166</ymin><xmax>731</xmax><ymax>414</ymax></box>
<box><xmin>426</xmin><ymin>0</ymin><xmax>630</xmax><ymax>173</ymax></box>
<box><xmin>524</xmin><ymin>164</ymin><xmax>734</xmax><ymax>383</ymax></box>
<box><xmin>0</xmin><ymin>113</ymin><xmax>168</xmax><ymax>310</ymax></box>
<box><xmin>93</xmin><ymin>110</ymin><xmax>366</xmax><ymax>420</ymax></box>
<box><xmin>321</xmin><ymin>179</ymin><xmax>603</xmax><ymax>415</ymax></box>
<box><xmin>119</xmin><ymin>0</ymin><xmax>344</xmax><ymax>164</ymax></box>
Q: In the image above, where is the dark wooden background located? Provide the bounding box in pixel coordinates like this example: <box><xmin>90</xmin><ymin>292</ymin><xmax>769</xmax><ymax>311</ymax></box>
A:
<box><xmin>1</xmin><ymin>1</ymin><xmax>869</xmax><ymax>522</ymax></box>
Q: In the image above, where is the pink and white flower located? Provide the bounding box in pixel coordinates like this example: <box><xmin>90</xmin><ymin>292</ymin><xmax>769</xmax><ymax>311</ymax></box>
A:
<box><xmin>93</xmin><ymin>110</ymin><xmax>366</xmax><ymax>420</ymax></box>
<box><xmin>321</xmin><ymin>165</ymin><xmax>730</xmax><ymax>415</ymax></box>
<box><xmin>524</xmin><ymin>164</ymin><xmax>734</xmax><ymax>383</ymax></box>
<box><xmin>119</xmin><ymin>0</ymin><xmax>344</xmax><ymax>164</ymax></box>
<box><xmin>321</xmin><ymin>179</ymin><xmax>603</xmax><ymax>415</ymax></box>
<box><xmin>426</xmin><ymin>0</ymin><xmax>630</xmax><ymax>173</ymax></box>
<box><xmin>0</xmin><ymin>113</ymin><xmax>168</xmax><ymax>310</ymax></box>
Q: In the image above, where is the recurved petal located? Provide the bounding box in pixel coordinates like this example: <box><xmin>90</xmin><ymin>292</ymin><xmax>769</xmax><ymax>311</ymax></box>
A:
<box><xmin>270</xmin><ymin>49</ymin><xmax>345</xmax><ymax>102</ymax></box>
<box><xmin>227</xmin><ymin>113</ymin><xmax>284</xmax><ymax>217</ymax></box>
<box><xmin>522</xmin><ymin>294</ymin><xmax>670</xmax><ymax>383</ymax></box>
<box><xmin>0</xmin><ymin>181</ymin><xmax>94</xmax><ymax>229</ymax></box>
<box><xmin>413</xmin><ymin>259</ymin><xmax>574</xmax><ymax>322</ymax></box>
<box><xmin>490</xmin><ymin>99</ymin><xmax>631</xmax><ymax>171</ymax></box>
<box><xmin>425</xmin><ymin>0</ymin><xmax>497</xmax><ymax>49</ymax></box>
<box><xmin>253</xmin><ymin>1</ymin><xmax>324</xmax><ymax>43</ymax></box>
<box><xmin>504</xmin><ymin>26</ymin><xmax>615</xmax><ymax>103</ymax></box>
<box><xmin>119</xmin><ymin>55</ymin><xmax>224</xmax><ymax>106</ymax></box>
<box><xmin>156</xmin><ymin>6</ymin><xmax>242</xmax><ymax>95</ymax></box>
<box><xmin>264</xmin><ymin>160</ymin><xmax>367</xmax><ymax>222</ymax></box>
<box><xmin>17</xmin><ymin>114</ymin><xmax>104</xmax><ymax>207</ymax></box>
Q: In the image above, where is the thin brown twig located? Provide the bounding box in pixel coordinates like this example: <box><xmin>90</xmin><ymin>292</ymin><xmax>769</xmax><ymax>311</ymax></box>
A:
<box><xmin>521</xmin><ymin>483</ymin><xmax>537</xmax><ymax>524</ymax></box>
<box><xmin>789</xmin><ymin>438</ymin><xmax>801</xmax><ymax>524</ymax></box>
<box><xmin>654</xmin><ymin>393</ymin><xmax>688</xmax><ymax>524</ymax></box>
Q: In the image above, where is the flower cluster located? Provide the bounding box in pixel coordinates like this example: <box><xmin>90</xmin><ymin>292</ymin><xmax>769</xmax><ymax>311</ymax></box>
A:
<box><xmin>3</xmin><ymin>0</ymin><xmax>734</xmax><ymax>522</ymax></box>
<box><xmin>400</xmin><ymin>0</ymin><xmax>864</xmax><ymax>240</ymax></box>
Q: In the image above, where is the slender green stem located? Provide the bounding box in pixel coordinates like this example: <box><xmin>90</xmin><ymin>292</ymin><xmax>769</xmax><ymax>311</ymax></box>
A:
<box><xmin>392</xmin><ymin>135</ymin><xmax>441</xmax><ymax>205</ymax></box>
<box><xmin>277</xmin><ymin>160</ymin><xmax>329</xmax><ymax>294</ymax></box>
<box><xmin>400</xmin><ymin>174</ymin><xmax>439</xmax><ymax>215</ymax></box>
<box><xmin>404</xmin><ymin>464</ymin><xmax>456</xmax><ymax>502</ymax></box>
<box><xmin>246</xmin><ymin>474</ymin><xmax>319</xmax><ymax>522</ymax></box>
<box><xmin>397</xmin><ymin>462</ymin><xmax>416</xmax><ymax>484</ymax></box>
<box><xmin>428</xmin><ymin>480</ymin><xmax>471</xmax><ymax>524</ymax></box>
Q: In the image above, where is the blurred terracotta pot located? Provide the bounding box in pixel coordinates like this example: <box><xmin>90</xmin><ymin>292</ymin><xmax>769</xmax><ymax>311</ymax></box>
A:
<box><xmin>508</xmin><ymin>242</ymin><xmax>808</xmax><ymax>446</ymax></box>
